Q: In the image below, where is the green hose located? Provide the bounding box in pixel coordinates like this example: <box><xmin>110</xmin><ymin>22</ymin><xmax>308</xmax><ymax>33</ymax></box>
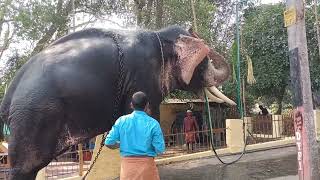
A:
<box><xmin>203</xmin><ymin>88</ymin><xmax>247</xmax><ymax>165</ymax></box>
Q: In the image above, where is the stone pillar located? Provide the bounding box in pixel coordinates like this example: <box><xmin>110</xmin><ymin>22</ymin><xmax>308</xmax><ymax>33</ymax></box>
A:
<box><xmin>86</xmin><ymin>134</ymin><xmax>121</xmax><ymax>180</ymax></box>
<box><xmin>35</xmin><ymin>168</ymin><xmax>46</xmax><ymax>180</ymax></box>
<box><xmin>226</xmin><ymin>119</ymin><xmax>244</xmax><ymax>153</ymax></box>
<box><xmin>159</xmin><ymin>104</ymin><xmax>174</xmax><ymax>135</ymax></box>
<box><xmin>272</xmin><ymin>115</ymin><xmax>283</xmax><ymax>138</ymax></box>
<box><xmin>244</xmin><ymin>117</ymin><xmax>253</xmax><ymax>137</ymax></box>
<box><xmin>0</xmin><ymin>142</ymin><xmax>8</xmax><ymax>153</ymax></box>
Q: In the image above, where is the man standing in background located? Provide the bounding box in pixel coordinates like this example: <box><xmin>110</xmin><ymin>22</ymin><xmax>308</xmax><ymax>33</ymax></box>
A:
<box><xmin>259</xmin><ymin>105</ymin><xmax>269</xmax><ymax>116</ymax></box>
<box><xmin>183</xmin><ymin>110</ymin><xmax>199</xmax><ymax>152</ymax></box>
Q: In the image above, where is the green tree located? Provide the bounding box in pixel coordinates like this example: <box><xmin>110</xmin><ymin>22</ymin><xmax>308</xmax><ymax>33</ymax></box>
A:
<box><xmin>130</xmin><ymin>0</ymin><xmax>216</xmax><ymax>43</ymax></box>
<box><xmin>241</xmin><ymin>4</ymin><xmax>289</xmax><ymax>114</ymax></box>
<box><xmin>0</xmin><ymin>0</ymin><xmax>129</xmax><ymax>101</ymax></box>
<box><xmin>238</xmin><ymin>3</ymin><xmax>320</xmax><ymax>114</ymax></box>
<box><xmin>15</xmin><ymin>0</ymin><xmax>128</xmax><ymax>55</ymax></box>
<box><xmin>306</xmin><ymin>6</ymin><xmax>320</xmax><ymax>93</ymax></box>
<box><xmin>0</xmin><ymin>0</ymin><xmax>16</xmax><ymax>60</ymax></box>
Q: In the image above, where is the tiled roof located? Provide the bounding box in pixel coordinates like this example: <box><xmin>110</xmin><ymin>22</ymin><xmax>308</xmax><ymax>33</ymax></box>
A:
<box><xmin>162</xmin><ymin>98</ymin><xmax>218</xmax><ymax>104</ymax></box>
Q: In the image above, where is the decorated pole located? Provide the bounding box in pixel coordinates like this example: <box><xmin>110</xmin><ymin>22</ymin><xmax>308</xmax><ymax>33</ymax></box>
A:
<box><xmin>285</xmin><ymin>0</ymin><xmax>320</xmax><ymax>179</ymax></box>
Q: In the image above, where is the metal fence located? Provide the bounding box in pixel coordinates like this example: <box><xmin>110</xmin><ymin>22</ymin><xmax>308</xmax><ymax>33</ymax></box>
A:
<box><xmin>245</xmin><ymin>114</ymin><xmax>295</xmax><ymax>144</ymax></box>
<box><xmin>45</xmin><ymin>144</ymin><xmax>92</xmax><ymax>179</ymax></box>
<box><xmin>160</xmin><ymin>126</ymin><xmax>226</xmax><ymax>158</ymax></box>
<box><xmin>0</xmin><ymin>154</ymin><xmax>9</xmax><ymax>180</ymax></box>
<box><xmin>0</xmin><ymin>144</ymin><xmax>93</xmax><ymax>180</ymax></box>
<box><xmin>160</xmin><ymin>105</ymin><xmax>228</xmax><ymax>158</ymax></box>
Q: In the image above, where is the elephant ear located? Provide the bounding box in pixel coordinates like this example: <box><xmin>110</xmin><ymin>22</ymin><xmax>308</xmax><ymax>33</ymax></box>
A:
<box><xmin>174</xmin><ymin>34</ymin><xmax>210</xmax><ymax>85</ymax></box>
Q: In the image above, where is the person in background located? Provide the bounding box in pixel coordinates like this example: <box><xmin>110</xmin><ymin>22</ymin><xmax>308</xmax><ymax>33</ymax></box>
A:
<box><xmin>104</xmin><ymin>91</ymin><xmax>165</xmax><ymax>180</ymax></box>
<box><xmin>259</xmin><ymin>105</ymin><xmax>269</xmax><ymax>116</ymax></box>
<box><xmin>89</xmin><ymin>138</ymin><xmax>95</xmax><ymax>154</ymax></box>
<box><xmin>183</xmin><ymin>110</ymin><xmax>199</xmax><ymax>153</ymax></box>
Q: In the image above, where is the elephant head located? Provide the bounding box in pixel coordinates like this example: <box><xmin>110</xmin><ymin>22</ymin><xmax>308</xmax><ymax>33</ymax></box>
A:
<box><xmin>157</xmin><ymin>26</ymin><xmax>236</xmax><ymax>106</ymax></box>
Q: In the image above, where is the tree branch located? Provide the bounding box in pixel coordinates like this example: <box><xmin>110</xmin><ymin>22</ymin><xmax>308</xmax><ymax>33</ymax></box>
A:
<box><xmin>0</xmin><ymin>0</ymin><xmax>13</xmax><ymax>35</ymax></box>
<box><xmin>144</xmin><ymin>0</ymin><xmax>154</xmax><ymax>28</ymax></box>
<box><xmin>31</xmin><ymin>24</ymin><xmax>58</xmax><ymax>55</ymax></box>
<box><xmin>0</xmin><ymin>26</ymin><xmax>16</xmax><ymax>60</ymax></box>
<box><xmin>75</xmin><ymin>19</ymin><xmax>98</xmax><ymax>29</ymax></box>
<box><xmin>155</xmin><ymin>0</ymin><xmax>163</xmax><ymax>28</ymax></box>
<box><xmin>30</xmin><ymin>0</ymin><xmax>82</xmax><ymax>55</ymax></box>
<box><xmin>134</xmin><ymin>0</ymin><xmax>146</xmax><ymax>26</ymax></box>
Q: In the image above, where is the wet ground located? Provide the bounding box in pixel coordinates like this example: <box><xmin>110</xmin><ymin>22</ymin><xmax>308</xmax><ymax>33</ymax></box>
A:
<box><xmin>159</xmin><ymin>146</ymin><xmax>299</xmax><ymax>180</ymax></box>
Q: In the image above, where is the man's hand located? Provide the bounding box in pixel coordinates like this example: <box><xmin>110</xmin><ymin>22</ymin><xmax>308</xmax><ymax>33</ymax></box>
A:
<box><xmin>105</xmin><ymin>143</ymin><xmax>120</xmax><ymax>150</ymax></box>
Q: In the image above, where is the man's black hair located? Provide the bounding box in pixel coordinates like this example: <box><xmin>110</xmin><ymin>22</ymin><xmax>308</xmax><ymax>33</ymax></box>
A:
<box><xmin>132</xmin><ymin>91</ymin><xmax>149</xmax><ymax>111</ymax></box>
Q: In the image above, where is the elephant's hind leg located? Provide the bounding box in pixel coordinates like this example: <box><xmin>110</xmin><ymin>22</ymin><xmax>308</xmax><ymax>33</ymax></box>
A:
<box><xmin>8</xmin><ymin>102</ymin><xmax>64</xmax><ymax>180</ymax></box>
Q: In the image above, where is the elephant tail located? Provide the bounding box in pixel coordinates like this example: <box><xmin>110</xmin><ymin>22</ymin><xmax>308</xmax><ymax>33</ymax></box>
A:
<box><xmin>0</xmin><ymin>120</ymin><xmax>4</xmax><ymax>142</ymax></box>
<box><xmin>0</xmin><ymin>120</ymin><xmax>3</xmax><ymax>141</ymax></box>
<box><xmin>0</xmin><ymin>84</ymin><xmax>13</xmax><ymax>142</ymax></box>
<box><xmin>0</xmin><ymin>110</ymin><xmax>8</xmax><ymax>141</ymax></box>
<box><xmin>0</xmin><ymin>97</ymin><xmax>12</xmax><ymax>142</ymax></box>
<box><xmin>0</xmin><ymin>86</ymin><xmax>14</xmax><ymax>142</ymax></box>
<box><xmin>0</xmin><ymin>104</ymin><xmax>11</xmax><ymax>142</ymax></box>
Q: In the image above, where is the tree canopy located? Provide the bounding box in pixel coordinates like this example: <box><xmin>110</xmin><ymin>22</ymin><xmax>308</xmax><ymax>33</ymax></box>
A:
<box><xmin>236</xmin><ymin>3</ymin><xmax>320</xmax><ymax>114</ymax></box>
<box><xmin>241</xmin><ymin>4</ymin><xmax>289</xmax><ymax>113</ymax></box>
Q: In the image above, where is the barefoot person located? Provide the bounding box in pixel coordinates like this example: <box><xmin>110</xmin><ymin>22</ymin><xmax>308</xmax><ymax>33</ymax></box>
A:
<box><xmin>183</xmin><ymin>110</ymin><xmax>199</xmax><ymax>152</ymax></box>
<box><xmin>105</xmin><ymin>91</ymin><xmax>165</xmax><ymax>180</ymax></box>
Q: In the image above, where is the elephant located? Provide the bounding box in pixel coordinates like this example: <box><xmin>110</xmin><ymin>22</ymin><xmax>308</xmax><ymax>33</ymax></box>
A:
<box><xmin>0</xmin><ymin>25</ymin><xmax>235</xmax><ymax>180</ymax></box>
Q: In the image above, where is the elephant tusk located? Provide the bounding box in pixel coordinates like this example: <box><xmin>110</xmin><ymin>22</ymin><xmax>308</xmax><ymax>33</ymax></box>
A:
<box><xmin>208</xmin><ymin>86</ymin><xmax>237</xmax><ymax>106</ymax></box>
<box><xmin>204</xmin><ymin>88</ymin><xmax>225</xmax><ymax>103</ymax></box>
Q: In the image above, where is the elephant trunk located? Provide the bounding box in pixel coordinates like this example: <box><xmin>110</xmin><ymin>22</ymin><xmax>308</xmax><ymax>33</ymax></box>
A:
<box><xmin>203</xmin><ymin>49</ymin><xmax>230</xmax><ymax>87</ymax></box>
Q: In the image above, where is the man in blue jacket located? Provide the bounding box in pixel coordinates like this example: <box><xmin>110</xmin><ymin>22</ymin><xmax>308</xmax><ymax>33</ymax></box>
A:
<box><xmin>105</xmin><ymin>91</ymin><xmax>165</xmax><ymax>180</ymax></box>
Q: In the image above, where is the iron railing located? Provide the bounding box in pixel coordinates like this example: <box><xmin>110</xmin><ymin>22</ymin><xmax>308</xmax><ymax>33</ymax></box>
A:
<box><xmin>45</xmin><ymin>144</ymin><xmax>93</xmax><ymax>180</ymax></box>
<box><xmin>159</xmin><ymin>125</ymin><xmax>226</xmax><ymax>159</ymax></box>
<box><xmin>0</xmin><ymin>153</ymin><xmax>9</xmax><ymax>180</ymax></box>
<box><xmin>245</xmin><ymin>114</ymin><xmax>295</xmax><ymax>144</ymax></box>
